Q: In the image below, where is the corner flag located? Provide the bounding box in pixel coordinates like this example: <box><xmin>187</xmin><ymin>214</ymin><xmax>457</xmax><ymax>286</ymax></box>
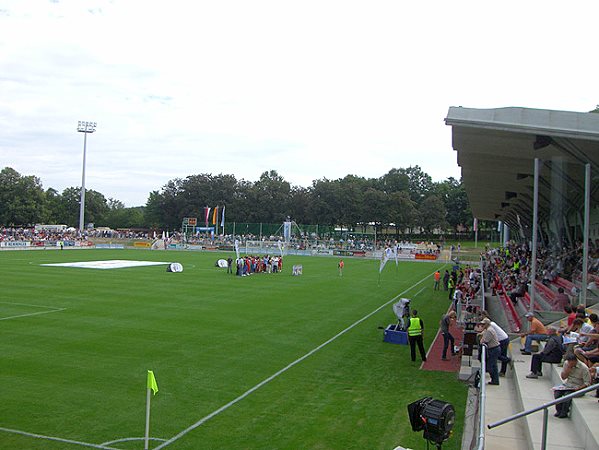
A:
<box><xmin>147</xmin><ymin>370</ymin><xmax>158</xmax><ymax>395</ymax></box>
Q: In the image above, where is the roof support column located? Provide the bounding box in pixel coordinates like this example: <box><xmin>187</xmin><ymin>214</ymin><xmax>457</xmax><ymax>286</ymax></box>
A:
<box><xmin>581</xmin><ymin>163</ymin><xmax>591</xmax><ymax>307</ymax></box>
<box><xmin>529</xmin><ymin>158</ymin><xmax>540</xmax><ymax>315</ymax></box>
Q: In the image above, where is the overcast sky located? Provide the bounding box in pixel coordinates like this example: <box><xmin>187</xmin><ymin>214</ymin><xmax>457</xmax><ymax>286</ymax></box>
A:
<box><xmin>1</xmin><ymin>1</ymin><xmax>597</xmax><ymax>207</ymax></box>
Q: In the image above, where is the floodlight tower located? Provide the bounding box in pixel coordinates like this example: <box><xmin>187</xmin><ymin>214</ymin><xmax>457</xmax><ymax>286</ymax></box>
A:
<box><xmin>77</xmin><ymin>121</ymin><xmax>97</xmax><ymax>233</ymax></box>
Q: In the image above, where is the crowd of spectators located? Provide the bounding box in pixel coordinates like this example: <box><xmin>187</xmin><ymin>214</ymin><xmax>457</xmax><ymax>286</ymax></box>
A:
<box><xmin>2</xmin><ymin>225</ymin><xmax>448</xmax><ymax>257</ymax></box>
<box><xmin>0</xmin><ymin>226</ymin><xmax>150</xmax><ymax>243</ymax></box>
<box><xmin>480</xmin><ymin>240</ymin><xmax>599</xmax><ymax>408</ymax></box>
<box><xmin>484</xmin><ymin>239</ymin><xmax>599</xmax><ymax>312</ymax></box>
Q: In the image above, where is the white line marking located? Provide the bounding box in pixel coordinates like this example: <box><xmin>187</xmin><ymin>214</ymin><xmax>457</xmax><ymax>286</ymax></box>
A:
<box><xmin>413</xmin><ymin>286</ymin><xmax>427</xmax><ymax>297</ymax></box>
<box><xmin>0</xmin><ymin>426</ymin><xmax>118</xmax><ymax>449</ymax></box>
<box><xmin>0</xmin><ymin>308</ymin><xmax>66</xmax><ymax>321</ymax></box>
<box><xmin>101</xmin><ymin>437</ymin><xmax>167</xmax><ymax>445</ymax></box>
<box><xmin>154</xmin><ymin>267</ymin><xmax>442</xmax><ymax>450</ymax></box>
<box><xmin>0</xmin><ymin>301</ymin><xmax>63</xmax><ymax>310</ymax></box>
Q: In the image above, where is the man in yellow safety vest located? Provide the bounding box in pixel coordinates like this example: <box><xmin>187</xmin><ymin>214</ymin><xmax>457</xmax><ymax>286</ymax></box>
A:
<box><xmin>408</xmin><ymin>309</ymin><xmax>427</xmax><ymax>363</ymax></box>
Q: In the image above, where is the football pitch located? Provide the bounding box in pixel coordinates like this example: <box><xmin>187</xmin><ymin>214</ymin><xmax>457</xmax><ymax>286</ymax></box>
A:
<box><xmin>0</xmin><ymin>249</ymin><xmax>468</xmax><ymax>449</ymax></box>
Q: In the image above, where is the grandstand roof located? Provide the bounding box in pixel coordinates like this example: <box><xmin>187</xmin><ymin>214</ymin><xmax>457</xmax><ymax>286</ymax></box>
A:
<box><xmin>445</xmin><ymin>106</ymin><xmax>599</xmax><ymax>232</ymax></box>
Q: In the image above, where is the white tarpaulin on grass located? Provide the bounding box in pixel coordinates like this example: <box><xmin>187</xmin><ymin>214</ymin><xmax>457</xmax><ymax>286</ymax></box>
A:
<box><xmin>40</xmin><ymin>260</ymin><xmax>171</xmax><ymax>270</ymax></box>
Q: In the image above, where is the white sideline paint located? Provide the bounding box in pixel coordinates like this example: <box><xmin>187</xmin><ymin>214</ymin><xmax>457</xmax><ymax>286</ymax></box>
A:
<box><xmin>0</xmin><ymin>426</ymin><xmax>118</xmax><ymax>449</ymax></box>
<box><xmin>154</xmin><ymin>267</ymin><xmax>444</xmax><ymax>450</ymax></box>
<box><xmin>0</xmin><ymin>308</ymin><xmax>66</xmax><ymax>321</ymax></box>
<box><xmin>0</xmin><ymin>301</ymin><xmax>66</xmax><ymax>321</ymax></box>
<box><xmin>40</xmin><ymin>260</ymin><xmax>171</xmax><ymax>270</ymax></box>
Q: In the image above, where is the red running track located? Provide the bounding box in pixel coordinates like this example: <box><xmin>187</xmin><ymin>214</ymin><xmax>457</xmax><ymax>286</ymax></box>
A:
<box><xmin>421</xmin><ymin>314</ymin><xmax>464</xmax><ymax>373</ymax></box>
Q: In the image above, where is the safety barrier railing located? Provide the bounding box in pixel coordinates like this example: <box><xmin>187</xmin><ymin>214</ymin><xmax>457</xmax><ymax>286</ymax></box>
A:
<box><xmin>487</xmin><ymin>382</ymin><xmax>599</xmax><ymax>450</ymax></box>
<box><xmin>475</xmin><ymin>344</ymin><xmax>487</xmax><ymax>450</ymax></box>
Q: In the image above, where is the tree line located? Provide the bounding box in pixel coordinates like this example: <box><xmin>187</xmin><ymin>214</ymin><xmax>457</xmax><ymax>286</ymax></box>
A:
<box><xmin>0</xmin><ymin>166</ymin><xmax>472</xmax><ymax>234</ymax></box>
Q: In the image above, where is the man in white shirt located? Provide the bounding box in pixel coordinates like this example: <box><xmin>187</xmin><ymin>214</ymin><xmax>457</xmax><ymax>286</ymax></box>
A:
<box><xmin>482</xmin><ymin>311</ymin><xmax>511</xmax><ymax>376</ymax></box>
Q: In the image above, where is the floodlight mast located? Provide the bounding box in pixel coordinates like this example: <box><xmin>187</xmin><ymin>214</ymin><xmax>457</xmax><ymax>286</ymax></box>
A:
<box><xmin>77</xmin><ymin>121</ymin><xmax>97</xmax><ymax>233</ymax></box>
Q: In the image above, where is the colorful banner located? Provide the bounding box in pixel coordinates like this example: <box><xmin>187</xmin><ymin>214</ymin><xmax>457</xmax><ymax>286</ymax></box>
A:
<box><xmin>204</xmin><ymin>207</ymin><xmax>211</xmax><ymax>227</ymax></box>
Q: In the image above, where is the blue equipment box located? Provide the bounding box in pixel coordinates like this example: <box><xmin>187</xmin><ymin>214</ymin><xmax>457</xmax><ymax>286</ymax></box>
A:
<box><xmin>383</xmin><ymin>324</ymin><xmax>408</xmax><ymax>345</ymax></box>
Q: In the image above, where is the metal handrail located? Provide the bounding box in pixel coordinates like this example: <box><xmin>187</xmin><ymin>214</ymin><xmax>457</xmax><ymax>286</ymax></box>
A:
<box><xmin>475</xmin><ymin>344</ymin><xmax>487</xmax><ymax>450</ymax></box>
<box><xmin>487</xmin><ymin>382</ymin><xmax>599</xmax><ymax>450</ymax></box>
<box><xmin>474</xmin><ymin>255</ymin><xmax>487</xmax><ymax>450</ymax></box>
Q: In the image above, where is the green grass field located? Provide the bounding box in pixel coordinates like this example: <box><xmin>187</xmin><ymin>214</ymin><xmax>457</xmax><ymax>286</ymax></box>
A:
<box><xmin>0</xmin><ymin>249</ymin><xmax>468</xmax><ymax>449</ymax></box>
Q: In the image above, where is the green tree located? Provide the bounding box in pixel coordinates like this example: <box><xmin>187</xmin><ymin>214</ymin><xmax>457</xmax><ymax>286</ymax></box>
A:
<box><xmin>361</xmin><ymin>188</ymin><xmax>389</xmax><ymax>233</ymax></box>
<box><xmin>433</xmin><ymin>177</ymin><xmax>471</xmax><ymax>231</ymax></box>
<box><xmin>288</xmin><ymin>186</ymin><xmax>312</xmax><ymax>224</ymax></box>
<box><xmin>380</xmin><ymin>168</ymin><xmax>409</xmax><ymax>193</ymax></box>
<box><xmin>417</xmin><ymin>195</ymin><xmax>447</xmax><ymax>234</ymax></box>
<box><xmin>144</xmin><ymin>190</ymin><xmax>166</xmax><ymax>229</ymax></box>
<box><xmin>249</xmin><ymin>170</ymin><xmax>291</xmax><ymax>223</ymax></box>
<box><xmin>58</xmin><ymin>187</ymin><xmax>109</xmax><ymax>228</ymax></box>
<box><xmin>398</xmin><ymin>166</ymin><xmax>433</xmax><ymax>204</ymax></box>
<box><xmin>338</xmin><ymin>175</ymin><xmax>366</xmax><ymax>229</ymax></box>
<box><xmin>309</xmin><ymin>178</ymin><xmax>340</xmax><ymax>226</ymax></box>
<box><xmin>388</xmin><ymin>191</ymin><xmax>417</xmax><ymax>235</ymax></box>
<box><xmin>0</xmin><ymin>167</ymin><xmax>47</xmax><ymax>225</ymax></box>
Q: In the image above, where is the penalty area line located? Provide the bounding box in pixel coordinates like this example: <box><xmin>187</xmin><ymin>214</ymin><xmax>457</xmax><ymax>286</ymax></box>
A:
<box><xmin>0</xmin><ymin>300</ymin><xmax>64</xmax><ymax>310</ymax></box>
<box><xmin>0</xmin><ymin>308</ymin><xmax>66</xmax><ymax>321</ymax></box>
<box><xmin>0</xmin><ymin>426</ymin><xmax>118</xmax><ymax>449</ymax></box>
<box><xmin>154</xmin><ymin>268</ymin><xmax>437</xmax><ymax>450</ymax></box>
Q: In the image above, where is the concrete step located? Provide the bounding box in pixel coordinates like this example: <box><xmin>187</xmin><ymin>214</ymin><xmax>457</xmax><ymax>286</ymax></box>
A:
<box><xmin>510</xmin><ymin>344</ymin><xmax>598</xmax><ymax>450</ymax></box>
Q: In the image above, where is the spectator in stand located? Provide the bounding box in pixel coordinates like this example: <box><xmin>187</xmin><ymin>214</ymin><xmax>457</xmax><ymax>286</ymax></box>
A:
<box><xmin>577</xmin><ymin>313</ymin><xmax>599</xmax><ymax>348</ymax></box>
<box><xmin>555</xmin><ymin>287</ymin><xmax>570</xmax><ymax>308</ymax></box>
<box><xmin>563</xmin><ymin>304</ymin><xmax>576</xmax><ymax>328</ymax></box>
<box><xmin>574</xmin><ymin>319</ymin><xmax>599</xmax><ymax>368</ymax></box>
<box><xmin>563</xmin><ymin>318</ymin><xmax>594</xmax><ymax>357</ymax></box>
<box><xmin>481</xmin><ymin>311</ymin><xmax>511</xmax><ymax>377</ymax></box>
<box><xmin>542</xmin><ymin>269</ymin><xmax>557</xmax><ymax>286</ymax></box>
<box><xmin>508</xmin><ymin>280</ymin><xmax>527</xmax><ymax>305</ymax></box>
<box><xmin>553</xmin><ymin>354</ymin><xmax>591</xmax><ymax>418</ymax></box>
<box><xmin>526</xmin><ymin>327</ymin><xmax>564</xmax><ymax>379</ymax></box>
<box><xmin>478</xmin><ymin>318</ymin><xmax>501</xmax><ymax>385</ymax></box>
<box><xmin>575</xmin><ymin>304</ymin><xmax>589</xmax><ymax>323</ymax></box>
<box><xmin>520</xmin><ymin>312</ymin><xmax>548</xmax><ymax>354</ymax></box>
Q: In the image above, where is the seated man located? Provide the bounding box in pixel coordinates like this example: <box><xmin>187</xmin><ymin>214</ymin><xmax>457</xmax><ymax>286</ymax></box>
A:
<box><xmin>526</xmin><ymin>327</ymin><xmax>564</xmax><ymax>378</ymax></box>
<box><xmin>521</xmin><ymin>312</ymin><xmax>548</xmax><ymax>354</ymax></box>
<box><xmin>509</xmin><ymin>282</ymin><xmax>527</xmax><ymax>305</ymax></box>
<box><xmin>553</xmin><ymin>353</ymin><xmax>591</xmax><ymax>418</ymax></box>
<box><xmin>574</xmin><ymin>343</ymin><xmax>599</xmax><ymax>368</ymax></box>
<box><xmin>554</xmin><ymin>287</ymin><xmax>570</xmax><ymax>308</ymax></box>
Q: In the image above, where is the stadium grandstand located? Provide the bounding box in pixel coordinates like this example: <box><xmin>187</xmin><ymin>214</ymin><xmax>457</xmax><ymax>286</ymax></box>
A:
<box><xmin>445</xmin><ymin>106</ymin><xmax>599</xmax><ymax>449</ymax></box>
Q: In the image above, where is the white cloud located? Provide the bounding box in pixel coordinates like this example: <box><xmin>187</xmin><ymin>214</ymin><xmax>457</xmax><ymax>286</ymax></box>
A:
<box><xmin>1</xmin><ymin>0</ymin><xmax>597</xmax><ymax>206</ymax></box>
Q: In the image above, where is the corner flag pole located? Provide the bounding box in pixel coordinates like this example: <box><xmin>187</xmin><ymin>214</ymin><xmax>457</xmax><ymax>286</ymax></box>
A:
<box><xmin>145</xmin><ymin>370</ymin><xmax>159</xmax><ymax>450</ymax></box>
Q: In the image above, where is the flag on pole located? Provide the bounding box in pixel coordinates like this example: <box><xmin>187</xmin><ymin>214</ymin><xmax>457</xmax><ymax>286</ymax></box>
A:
<box><xmin>379</xmin><ymin>247</ymin><xmax>392</xmax><ymax>273</ymax></box>
<box><xmin>147</xmin><ymin>370</ymin><xmax>158</xmax><ymax>395</ymax></box>
<box><xmin>473</xmin><ymin>218</ymin><xmax>478</xmax><ymax>232</ymax></box>
<box><xmin>212</xmin><ymin>206</ymin><xmax>218</xmax><ymax>225</ymax></box>
<box><xmin>204</xmin><ymin>207</ymin><xmax>211</xmax><ymax>227</ymax></box>
<box><xmin>220</xmin><ymin>205</ymin><xmax>226</xmax><ymax>228</ymax></box>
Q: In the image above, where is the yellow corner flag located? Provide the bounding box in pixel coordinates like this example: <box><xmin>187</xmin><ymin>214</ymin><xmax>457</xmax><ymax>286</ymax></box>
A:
<box><xmin>147</xmin><ymin>370</ymin><xmax>158</xmax><ymax>395</ymax></box>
